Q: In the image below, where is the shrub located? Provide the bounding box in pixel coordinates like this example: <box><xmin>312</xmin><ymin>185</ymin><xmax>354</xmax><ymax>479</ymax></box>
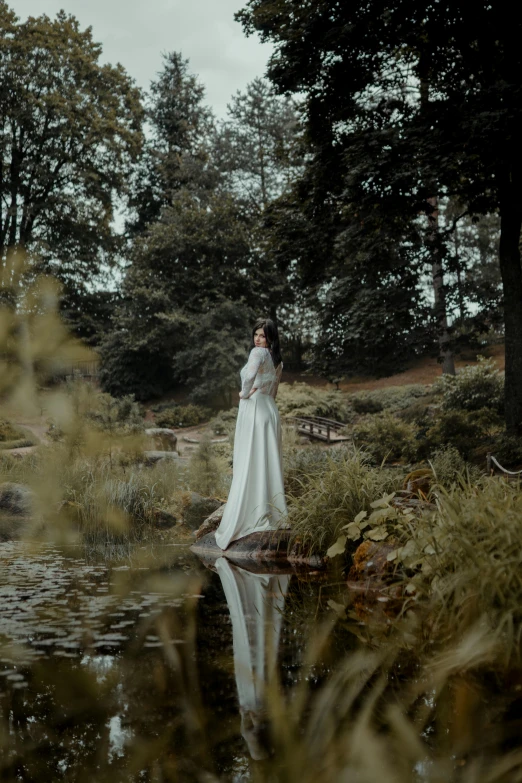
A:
<box><xmin>434</xmin><ymin>356</ymin><xmax>504</xmax><ymax>413</ymax></box>
<box><xmin>351</xmin><ymin>413</ymin><xmax>418</xmax><ymax>464</ymax></box>
<box><xmin>209</xmin><ymin>407</ymin><xmax>238</xmax><ymax>437</ymax></box>
<box><xmin>155</xmin><ymin>404</ymin><xmax>211</xmax><ymax>429</ymax></box>
<box><xmin>491</xmin><ymin>433</ymin><xmax>522</xmax><ymax>469</ymax></box>
<box><xmin>276</xmin><ymin>383</ymin><xmax>353</xmax><ymax>422</ymax></box>
<box><xmin>425</xmin><ymin>407</ymin><xmax>502</xmax><ymax>459</ymax></box>
<box><xmin>350</xmin><ymin>385</ymin><xmax>429</xmax><ymax>415</ymax></box>
<box><xmin>429</xmin><ymin>445</ymin><xmax>482</xmax><ymax>487</ymax></box>
<box><xmin>0</xmin><ymin>418</ymin><xmax>36</xmax><ymax>449</ymax></box>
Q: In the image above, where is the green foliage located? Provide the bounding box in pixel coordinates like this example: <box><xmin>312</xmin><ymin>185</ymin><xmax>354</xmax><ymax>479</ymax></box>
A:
<box><xmin>276</xmin><ymin>382</ymin><xmax>353</xmax><ymax>422</ymax></box>
<box><xmin>154</xmin><ymin>404</ymin><xmax>211</xmax><ymax>429</ymax></box>
<box><xmin>394</xmin><ymin>479</ymin><xmax>522</xmax><ymax>656</ymax></box>
<box><xmin>351</xmin><ymin>413</ymin><xmax>418</xmax><ymax>464</ymax></box>
<box><xmin>434</xmin><ymin>357</ymin><xmax>504</xmax><ymax>413</ymax></box>
<box><xmin>286</xmin><ymin>447</ymin><xmax>404</xmax><ymax>552</ymax></box>
<box><xmin>493</xmin><ymin>433</ymin><xmax>522</xmax><ymax>468</ymax></box>
<box><xmin>215</xmin><ymin>77</ymin><xmax>302</xmax><ymax>212</ymax></box>
<box><xmin>0</xmin><ymin>6</ymin><xmax>143</xmax><ymax>341</ymax></box>
<box><xmin>350</xmin><ymin>385</ymin><xmax>429</xmax><ymax>414</ymax></box>
<box><xmin>209</xmin><ymin>407</ymin><xmax>238</xmax><ymax>436</ymax></box>
<box><xmin>425</xmin><ymin>407</ymin><xmax>502</xmax><ymax>459</ymax></box>
<box><xmin>429</xmin><ymin>445</ymin><xmax>481</xmax><ymax>487</ymax></box>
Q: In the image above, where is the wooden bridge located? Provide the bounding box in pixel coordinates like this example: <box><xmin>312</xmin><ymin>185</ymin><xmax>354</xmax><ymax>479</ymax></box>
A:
<box><xmin>285</xmin><ymin>415</ymin><xmax>350</xmax><ymax>444</ymax></box>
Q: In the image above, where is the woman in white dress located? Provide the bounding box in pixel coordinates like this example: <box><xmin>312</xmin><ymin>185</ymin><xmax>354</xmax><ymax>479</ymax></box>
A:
<box><xmin>215</xmin><ymin>319</ymin><xmax>288</xmax><ymax>550</ymax></box>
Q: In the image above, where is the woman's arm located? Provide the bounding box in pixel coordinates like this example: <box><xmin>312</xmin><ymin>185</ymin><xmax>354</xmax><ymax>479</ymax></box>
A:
<box><xmin>239</xmin><ymin>347</ymin><xmax>265</xmax><ymax>399</ymax></box>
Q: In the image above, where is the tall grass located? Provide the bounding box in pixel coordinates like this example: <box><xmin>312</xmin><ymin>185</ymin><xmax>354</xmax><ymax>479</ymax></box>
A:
<box><xmin>285</xmin><ymin>447</ymin><xmax>405</xmax><ymax>553</ymax></box>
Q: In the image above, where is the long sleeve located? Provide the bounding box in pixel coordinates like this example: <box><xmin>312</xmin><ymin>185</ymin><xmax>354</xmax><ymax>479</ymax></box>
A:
<box><xmin>240</xmin><ymin>347</ymin><xmax>266</xmax><ymax>399</ymax></box>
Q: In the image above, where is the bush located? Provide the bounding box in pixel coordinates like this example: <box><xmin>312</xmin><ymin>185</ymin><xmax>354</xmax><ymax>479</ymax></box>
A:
<box><xmin>425</xmin><ymin>407</ymin><xmax>502</xmax><ymax>459</ymax></box>
<box><xmin>351</xmin><ymin>413</ymin><xmax>418</xmax><ymax>464</ymax></box>
<box><xmin>434</xmin><ymin>356</ymin><xmax>504</xmax><ymax>413</ymax></box>
<box><xmin>349</xmin><ymin>385</ymin><xmax>429</xmax><ymax>415</ymax></box>
<box><xmin>0</xmin><ymin>418</ymin><xmax>36</xmax><ymax>449</ymax></box>
<box><xmin>429</xmin><ymin>445</ymin><xmax>482</xmax><ymax>487</ymax></box>
<box><xmin>276</xmin><ymin>383</ymin><xmax>353</xmax><ymax>422</ymax></box>
<box><xmin>209</xmin><ymin>408</ymin><xmax>238</xmax><ymax>436</ymax></box>
<box><xmin>491</xmin><ymin>433</ymin><xmax>522</xmax><ymax>469</ymax></box>
<box><xmin>155</xmin><ymin>404</ymin><xmax>211</xmax><ymax>429</ymax></box>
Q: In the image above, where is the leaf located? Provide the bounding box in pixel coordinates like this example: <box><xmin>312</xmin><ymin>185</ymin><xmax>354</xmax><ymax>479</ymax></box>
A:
<box><xmin>354</xmin><ymin>510</ymin><xmax>368</xmax><ymax>524</ymax></box>
<box><xmin>386</xmin><ymin>549</ymin><xmax>398</xmax><ymax>562</ymax></box>
<box><xmin>326</xmin><ymin>535</ymin><xmax>347</xmax><ymax>558</ymax></box>
<box><xmin>369</xmin><ymin>507</ymin><xmax>392</xmax><ymax>524</ymax></box>
<box><xmin>366</xmin><ymin>526</ymin><xmax>389</xmax><ymax>541</ymax></box>
<box><xmin>370</xmin><ymin>492</ymin><xmax>396</xmax><ymax>509</ymax></box>
<box><xmin>327</xmin><ymin>599</ymin><xmax>346</xmax><ymax>618</ymax></box>
<box><xmin>345</xmin><ymin>522</ymin><xmax>362</xmax><ymax>540</ymax></box>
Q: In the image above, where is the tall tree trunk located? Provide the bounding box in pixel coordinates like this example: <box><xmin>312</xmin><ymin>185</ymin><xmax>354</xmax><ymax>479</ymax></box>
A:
<box><xmin>419</xmin><ymin>67</ymin><xmax>455</xmax><ymax>375</ymax></box>
<box><xmin>454</xmin><ymin>223</ymin><xmax>466</xmax><ymax>324</ymax></box>
<box><xmin>498</xmin><ymin>168</ymin><xmax>522</xmax><ymax>434</ymax></box>
<box><xmin>428</xmin><ymin>196</ymin><xmax>456</xmax><ymax>375</ymax></box>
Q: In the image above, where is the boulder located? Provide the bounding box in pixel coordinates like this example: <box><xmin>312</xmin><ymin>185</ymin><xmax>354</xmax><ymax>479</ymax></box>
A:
<box><xmin>145</xmin><ymin>428</ymin><xmax>177</xmax><ymax>452</ymax></box>
<box><xmin>194</xmin><ymin>503</ymin><xmax>226</xmax><ymax>540</ymax></box>
<box><xmin>347</xmin><ymin>539</ymin><xmax>397</xmax><ymax>582</ymax></box>
<box><xmin>151</xmin><ymin>508</ymin><xmax>178</xmax><ymax>529</ymax></box>
<box><xmin>144</xmin><ymin>450</ymin><xmax>179</xmax><ymax>465</ymax></box>
<box><xmin>182</xmin><ymin>493</ymin><xmax>222</xmax><ymax>531</ymax></box>
<box><xmin>0</xmin><ymin>482</ymin><xmax>33</xmax><ymax>516</ymax></box>
<box><xmin>191</xmin><ymin>530</ymin><xmax>324</xmax><ymax>570</ymax></box>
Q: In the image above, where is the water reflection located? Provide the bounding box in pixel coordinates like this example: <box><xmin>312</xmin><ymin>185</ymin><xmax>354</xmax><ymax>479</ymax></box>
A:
<box><xmin>215</xmin><ymin>558</ymin><xmax>290</xmax><ymax>761</ymax></box>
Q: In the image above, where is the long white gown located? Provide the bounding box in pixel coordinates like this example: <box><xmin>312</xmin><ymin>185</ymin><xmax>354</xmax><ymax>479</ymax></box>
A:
<box><xmin>215</xmin><ymin>346</ymin><xmax>288</xmax><ymax>550</ymax></box>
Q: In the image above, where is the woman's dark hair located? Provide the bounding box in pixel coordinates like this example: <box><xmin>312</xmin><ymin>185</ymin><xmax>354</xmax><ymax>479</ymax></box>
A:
<box><xmin>251</xmin><ymin>318</ymin><xmax>282</xmax><ymax>367</ymax></box>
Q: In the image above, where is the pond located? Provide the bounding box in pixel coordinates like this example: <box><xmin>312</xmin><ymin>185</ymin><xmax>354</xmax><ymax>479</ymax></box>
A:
<box><xmin>0</xmin><ymin>540</ymin><xmax>341</xmax><ymax>781</ymax></box>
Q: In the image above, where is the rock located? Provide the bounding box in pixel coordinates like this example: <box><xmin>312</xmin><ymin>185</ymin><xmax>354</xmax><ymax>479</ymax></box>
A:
<box><xmin>145</xmin><ymin>428</ymin><xmax>177</xmax><ymax>452</ymax></box>
<box><xmin>182</xmin><ymin>493</ymin><xmax>222</xmax><ymax>531</ymax></box>
<box><xmin>402</xmin><ymin>468</ymin><xmax>432</xmax><ymax>496</ymax></box>
<box><xmin>347</xmin><ymin>539</ymin><xmax>398</xmax><ymax>582</ymax></box>
<box><xmin>0</xmin><ymin>482</ymin><xmax>33</xmax><ymax>516</ymax></box>
<box><xmin>151</xmin><ymin>508</ymin><xmax>178</xmax><ymax>529</ymax></box>
<box><xmin>143</xmin><ymin>450</ymin><xmax>179</xmax><ymax>465</ymax></box>
<box><xmin>194</xmin><ymin>504</ymin><xmax>226</xmax><ymax>540</ymax></box>
<box><xmin>191</xmin><ymin>530</ymin><xmax>325</xmax><ymax>570</ymax></box>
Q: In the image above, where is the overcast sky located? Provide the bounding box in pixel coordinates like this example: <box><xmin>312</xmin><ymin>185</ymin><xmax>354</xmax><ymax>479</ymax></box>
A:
<box><xmin>14</xmin><ymin>0</ymin><xmax>273</xmax><ymax>118</ymax></box>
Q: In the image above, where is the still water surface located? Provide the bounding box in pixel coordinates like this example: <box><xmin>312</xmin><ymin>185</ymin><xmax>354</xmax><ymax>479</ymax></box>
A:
<box><xmin>0</xmin><ymin>541</ymin><xmax>334</xmax><ymax>780</ymax></box>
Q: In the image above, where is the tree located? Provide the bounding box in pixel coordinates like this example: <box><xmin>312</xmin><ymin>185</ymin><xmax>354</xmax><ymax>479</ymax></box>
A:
<box><xmin>0</xmin><ymin>3</ymin><xmax>143</xmax><ymax>339</ymax></box>
<box><xmin>126</xmin><ymin>52</ymin><xmax>215</xmax><ymax>235</ymax></box>
<box><xmin>237</xmin><ymin>0</ymin><xmax>522</xmax><ymax>431</ymax></box>
<box><xmin>215</xmin><ymin>78</ymin><xmax>301</xmax><ymax>213</ymax></box>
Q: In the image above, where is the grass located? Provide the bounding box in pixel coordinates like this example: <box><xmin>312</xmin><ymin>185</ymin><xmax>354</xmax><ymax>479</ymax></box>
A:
<box><xmin>285</xmin><ymin>447</ymin><xmax>405</xmax><ymax>554</ymax></box>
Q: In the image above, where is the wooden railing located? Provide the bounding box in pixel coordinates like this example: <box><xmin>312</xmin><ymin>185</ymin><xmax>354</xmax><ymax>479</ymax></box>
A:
<box><xmin>285</xmin><ymin>415</ymin><xmax>348</xmax><ymax>444</ymax></box>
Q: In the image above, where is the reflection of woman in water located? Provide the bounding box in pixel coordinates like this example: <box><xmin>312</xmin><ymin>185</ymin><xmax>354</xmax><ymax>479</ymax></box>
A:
<box><xmin>215</xmin><ymin>319</ymin><xmax>288</xmax><ymax>551</ymax></box>
<box><xmin>215</xmin><ymin>558</ymin><xmax>290</xmax><ymax>760</ymax></box>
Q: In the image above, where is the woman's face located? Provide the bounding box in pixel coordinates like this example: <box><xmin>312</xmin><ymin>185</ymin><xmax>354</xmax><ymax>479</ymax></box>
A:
<box><xmin>254</xmin><ymin>327</ymin><xmax>267</xmax><ymax>348</ymax></box>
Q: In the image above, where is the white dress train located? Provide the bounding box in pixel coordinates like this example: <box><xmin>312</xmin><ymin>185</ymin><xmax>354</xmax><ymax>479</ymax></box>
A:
<box><xmin>215</xmin><ymin>346</ymin><xmax>288</xmax><ymax>550</ymax></box>
<box><xmin>215</xmin><ymin>557</ymin><xmax>290</xmax><ymax>759</ymax></box>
